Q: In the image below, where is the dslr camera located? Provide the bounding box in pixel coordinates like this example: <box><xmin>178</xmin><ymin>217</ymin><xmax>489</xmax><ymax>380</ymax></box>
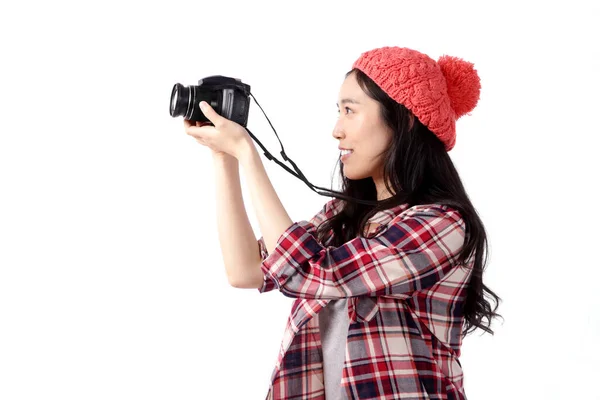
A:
<box><xmin>169</xmin><ymin>75</ymin><xmax>251</xmax><ymax>126</ymax></box>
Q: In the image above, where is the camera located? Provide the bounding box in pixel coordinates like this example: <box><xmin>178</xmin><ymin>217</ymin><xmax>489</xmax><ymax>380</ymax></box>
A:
<box><xmin>169</xmin><ymin>75</ymin><xmax>251</xmax><ymax>126</ymax></box>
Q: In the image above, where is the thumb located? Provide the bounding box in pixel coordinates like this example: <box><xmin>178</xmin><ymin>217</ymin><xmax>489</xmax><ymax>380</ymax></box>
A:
<box><xmin>199</xmin><ymin>101</ymin><xmax>224</xmax><ymax>125</ymax></box>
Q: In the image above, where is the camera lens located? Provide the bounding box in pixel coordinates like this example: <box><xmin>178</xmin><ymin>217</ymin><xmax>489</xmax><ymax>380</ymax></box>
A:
<box><xmin>170</xmin><ymin>83</ymin><xmax>192</xmax><ymax>118</ymax></box>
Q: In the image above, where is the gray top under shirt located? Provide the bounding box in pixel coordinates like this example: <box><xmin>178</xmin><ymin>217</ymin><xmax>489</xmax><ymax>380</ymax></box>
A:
<box><xmin>318</xmin><ymin>298</ymin><xmax>350</xmax><ymax>400</ymax></box>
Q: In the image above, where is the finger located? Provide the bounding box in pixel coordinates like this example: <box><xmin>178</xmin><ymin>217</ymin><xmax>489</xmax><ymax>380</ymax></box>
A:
<box><xmin>185</xmin><ymin>119</ymin><xmax>210</xmax><ymax>130</ymax></box>
<box><xmin>186</xmin><ymin>125</ymin><xmax>217</xmax><ymax>144</ymax></box>
<box><xmin>186</xmin><ymin>124</ymin><xmax>215</xmax><ymax>136</ymax></box>
<box><xmin>199</xmin><ymin>101</ymin><xmax>225</xmax><ymax>126</ymax></box>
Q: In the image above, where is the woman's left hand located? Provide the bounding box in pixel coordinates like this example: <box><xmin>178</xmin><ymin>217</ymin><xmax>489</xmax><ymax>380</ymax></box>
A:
<box><xmin>184</xmin><ymin>101</ymin><xmax>250</xmax><ymax>160</ymax></box>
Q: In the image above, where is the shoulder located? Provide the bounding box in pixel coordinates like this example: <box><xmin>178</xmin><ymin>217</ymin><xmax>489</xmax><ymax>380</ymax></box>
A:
<box><xmin>397</xmin><ymin>203</ymin><xmax>465</xmax><ymax>232</ymax></box>
<box><xmin>326</xmin><ymin>197</ymin><xmax>345</xmax><ymax>215</ymax></box>
<box><xmin>316</xmin><ymin>197</ymin><xmax>345</xmax><ymax>219</ymax></box>
<box><xmin>307</xmin><ymin>197</ymin><xmax>344</xmax><ymax>228</ymax></box>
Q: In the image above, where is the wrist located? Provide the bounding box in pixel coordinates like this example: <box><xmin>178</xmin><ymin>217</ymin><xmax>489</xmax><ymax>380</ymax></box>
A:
<box><xmin>212</xmin><ymin>151</ymin><xmax>238</xmax><ymax>164</ymax></box>
<box><xmin>238</xmin><ymin>138</ymin><xmax>258</xmax><ymax>166</ymax></box>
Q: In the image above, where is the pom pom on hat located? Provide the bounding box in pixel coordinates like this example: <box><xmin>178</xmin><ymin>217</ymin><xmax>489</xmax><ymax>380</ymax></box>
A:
<box><xmin>352</xmin><ymin>46</ymin><xmax>481</xmax><ymax>151</ymax></box>
<box><xmin>437</xmin><ymin>55</ymin><xmax>481</xmax><ymax>118</ymax></box>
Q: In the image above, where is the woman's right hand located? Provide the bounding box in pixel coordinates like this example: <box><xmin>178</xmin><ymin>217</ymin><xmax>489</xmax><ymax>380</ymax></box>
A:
<box><xmin>183</xmin><ymin>119</ymin><xmax>228</xmax><ymax>158</ymax></box>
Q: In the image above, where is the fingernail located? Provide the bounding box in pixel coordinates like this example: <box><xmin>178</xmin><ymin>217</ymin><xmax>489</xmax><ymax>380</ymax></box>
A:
<box><xmin>200</xmin><ymin>101</ymin><xmax>207</xmax><ymax>110</ymax></box>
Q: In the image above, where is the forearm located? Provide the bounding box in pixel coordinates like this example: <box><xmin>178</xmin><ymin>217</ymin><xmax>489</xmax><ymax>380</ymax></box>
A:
<box><xmin>239</xmin><ymin>141</ymin><xmax>293</xmax><ymax>255</ymax></box>
<box><xmin>212</xmin><ymin>152</ymin><xmax>262</xmax><ymax>286</ymax></box>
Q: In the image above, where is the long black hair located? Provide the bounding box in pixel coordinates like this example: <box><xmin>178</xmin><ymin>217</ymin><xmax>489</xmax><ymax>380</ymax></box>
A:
<box><xmin>316</xmin><ymin>68</ymin><xmax>502</xmax><ymax>337</ymax></box>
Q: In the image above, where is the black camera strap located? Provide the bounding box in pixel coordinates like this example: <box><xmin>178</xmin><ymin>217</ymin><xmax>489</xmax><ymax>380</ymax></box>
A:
<box><xmin>245</xmin><ymin>92</ymin><xmax>379</xmax><ymax>207</ymax></box>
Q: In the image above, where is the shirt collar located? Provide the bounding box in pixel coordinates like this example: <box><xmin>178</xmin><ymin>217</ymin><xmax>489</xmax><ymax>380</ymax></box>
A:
<box><xmin>330</xmin><ymin>198</ymin><xmax>411</xmax><ymax>227</ymax></box>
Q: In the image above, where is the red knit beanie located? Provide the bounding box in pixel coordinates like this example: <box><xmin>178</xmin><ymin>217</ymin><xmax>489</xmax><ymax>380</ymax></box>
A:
<box><xmin>352</xmin><ymin>46</ymin><xmax>481</xmax><ymax>152</ymax></box>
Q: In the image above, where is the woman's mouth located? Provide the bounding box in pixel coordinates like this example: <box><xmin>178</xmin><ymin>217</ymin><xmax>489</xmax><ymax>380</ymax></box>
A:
<box><xmin>340</xmin><ymin>149</ymin><xmax>353</xmax><ymax>161</ymax></box>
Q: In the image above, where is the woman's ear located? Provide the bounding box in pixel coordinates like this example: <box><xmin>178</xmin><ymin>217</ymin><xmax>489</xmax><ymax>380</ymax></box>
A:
<box><xmin>408</xmin><ymin>113</ymin><xmax>415</xmax><ymax>130</ymax></box>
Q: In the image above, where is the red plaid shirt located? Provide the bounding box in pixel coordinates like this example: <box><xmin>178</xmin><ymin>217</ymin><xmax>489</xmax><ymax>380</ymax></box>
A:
<box><xmin>257</xmin><ymin>198</ymin><xmax>471</xmax><ymax>399</ymax></box>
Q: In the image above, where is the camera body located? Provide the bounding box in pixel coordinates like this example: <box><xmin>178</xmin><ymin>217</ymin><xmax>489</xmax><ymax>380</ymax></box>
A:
<box><xmin>170</xmin><ymin>75</ymin><xmax>251</xmax><ymax>126</ymax></box>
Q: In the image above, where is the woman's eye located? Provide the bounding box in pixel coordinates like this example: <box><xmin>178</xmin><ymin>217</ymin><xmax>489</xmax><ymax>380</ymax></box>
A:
<box><xmin>336</xmin><ymin>107</ymin><xmax>352</xmax><ymax>114</ymax></box>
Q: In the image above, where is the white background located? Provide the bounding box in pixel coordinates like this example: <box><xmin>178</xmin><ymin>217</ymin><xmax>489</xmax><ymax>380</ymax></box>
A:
<box><xmin>1</xmin><ymin>0</ymin><xmax>598</xmax><ymax>399</ymax></box>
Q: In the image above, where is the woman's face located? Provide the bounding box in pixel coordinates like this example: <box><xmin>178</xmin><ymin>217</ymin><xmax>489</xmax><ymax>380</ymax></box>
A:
<box><xmin>332</xmin><ymin>72</ymin><xmax>393</xmax><ymax>181</ymax></box>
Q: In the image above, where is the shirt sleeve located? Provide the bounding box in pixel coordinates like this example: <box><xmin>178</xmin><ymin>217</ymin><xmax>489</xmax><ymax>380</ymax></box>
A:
<box><xmin>256</xmin><ymin>198</ymin><xmax>338</xmax><ymax>293</ymax></box>
<box><xmin>258</xmin><ymin>204</ymin><xmax>466</xmax><ymax>299</ymax></box>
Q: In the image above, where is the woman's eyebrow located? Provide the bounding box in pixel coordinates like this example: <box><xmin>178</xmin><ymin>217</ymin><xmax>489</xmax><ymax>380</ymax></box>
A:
<box><xmin>336</xmin><ymin>98</ymin><xmax>361</xmax><ymax>106</ymax></box>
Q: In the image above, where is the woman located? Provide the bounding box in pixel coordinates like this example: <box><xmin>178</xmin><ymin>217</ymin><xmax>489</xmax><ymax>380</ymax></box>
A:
<box><xmin>184</xmin><ymin>46</ymin><xmax>502</xmax><ymax>400</ymax></box>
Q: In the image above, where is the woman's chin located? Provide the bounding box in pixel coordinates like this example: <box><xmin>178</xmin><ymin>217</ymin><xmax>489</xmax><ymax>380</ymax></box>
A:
<box><xmin>343</xmin><ymin>169</ymin><xmax>369</xmax><ymax>181</ymax></box>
